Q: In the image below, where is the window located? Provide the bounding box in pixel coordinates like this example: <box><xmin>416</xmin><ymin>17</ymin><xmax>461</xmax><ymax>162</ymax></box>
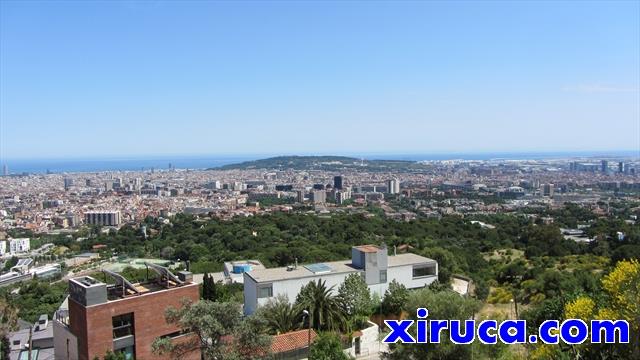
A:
<box><xmin>112</xmin><ymin>313</ymin><xmax>134</xmax><ymax>339</ymax></box>
<box><xmin>115</xmin><ymin>345</ymin><xmax>135</xmax><ymax>360</ymax></box>
<box><xmin>412</xmin><ymin>264</ymin><xmax>437</xmax><ymax>278</ymax></box>
<box><xmin>257</xmin><ymin>284</ymin><xmax>273</xmax><ymax>298</ymax></box>
<box><xmin>159</xmin><ymin>330</ymin><xmax>185</xmax><ymax>339</ymax></box>
<box><xmin>380</xmin><ymin>270</ymin><xmax>387</xmax><ymax>283</ymax></box>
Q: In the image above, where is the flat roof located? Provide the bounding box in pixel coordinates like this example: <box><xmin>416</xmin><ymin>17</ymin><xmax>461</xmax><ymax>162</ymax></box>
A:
<box><xmin>246</xmin><ymin>259</ymin><xmax>358</xmax><ymax>283</ymax></box>
<box><xmin>388</xmin><ymin>253</ymin><xmax>437</xmax><ymax>267</ymax></box>
<box><xmin>304</xmin><ymin>263</ymin><xmax>333</xmax><ymax>274</ymax></box>
<box><xmin>354</xmin><ymin>245</ymin><xmax>381</xmax><ymax>253</ymax></box>
<box><xmin>71</xmin><ymin>266</ymin><xmax>194</xmax><ymax>301</ymax></box>
<box><xmin>246</xmin><ymin>253</ymin><xmax>436</xmax><ymax>283</ymax></box>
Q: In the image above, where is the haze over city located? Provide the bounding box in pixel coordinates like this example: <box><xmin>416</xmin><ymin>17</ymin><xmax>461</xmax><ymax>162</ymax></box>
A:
<box><xmin>1</xmin><ymin>1</ymin><xmax>639</xmax><ymax>160</ymax></box>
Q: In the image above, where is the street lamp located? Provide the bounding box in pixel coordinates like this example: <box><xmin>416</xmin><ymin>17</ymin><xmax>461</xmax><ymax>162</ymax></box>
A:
<box><xmin>302</xmin><ymin>309</ymin><xmax>311</xmax><ymax>351</ymax></box>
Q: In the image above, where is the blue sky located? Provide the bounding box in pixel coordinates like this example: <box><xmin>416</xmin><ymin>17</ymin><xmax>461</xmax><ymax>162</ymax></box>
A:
<box><xmin>1</xmin><ymin>1</ymin><xmax>638</xmax><ymax>159</ymax></box>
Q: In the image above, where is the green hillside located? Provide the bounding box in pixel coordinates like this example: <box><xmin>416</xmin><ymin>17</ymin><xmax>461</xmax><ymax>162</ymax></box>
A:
<box><xmin>217</xmin><ymin>155</ymin><xmax>427</xmax><ymax>172</ymax></box>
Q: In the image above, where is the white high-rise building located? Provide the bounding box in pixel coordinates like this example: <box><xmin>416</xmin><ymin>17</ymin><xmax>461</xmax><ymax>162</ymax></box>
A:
<box><xmin>205</xmin><ymin>181</ymin><xmax>222</xmax><ymax>190</ymax></box>
<box><xmin>335</xmin><ymin>190</ymin><xmax>352</xmax><ymax>204</ymax></box>
<box><xmin>387</xmin><ymin>179</ymin><xmax>400</xmax><ymax>194</ymax></box>
<box><xmin>9</xmin><ymin>238</ymin><xmax>30</xmax><ymax>254</ymax></box>
<box><xmin>312</xmin><ymin>190</ymin><xmax>326</xmax><ymax>204</ymax></box>
<box><xmin>0</xmin><ymin>241</ymin><xmax>6</xmax><ymax>255</ymax></box>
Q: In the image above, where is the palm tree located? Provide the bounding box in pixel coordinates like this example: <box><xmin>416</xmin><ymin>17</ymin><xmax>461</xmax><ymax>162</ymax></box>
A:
<box><xmin>295</xmin><ymin>279</ymin><xmax>346</xmax><ymax>332</ymax></box>
<box><xmin>258</xmin><ymin>295</ymin><xmax>302</xmax><ymax>334</ymax></box>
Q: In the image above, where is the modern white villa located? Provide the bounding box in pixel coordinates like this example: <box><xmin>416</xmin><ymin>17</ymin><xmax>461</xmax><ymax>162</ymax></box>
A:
<box><xmin>243</xmin><ymin>244</ymin><xmax>438</xmax><ymax>315</ymax></box>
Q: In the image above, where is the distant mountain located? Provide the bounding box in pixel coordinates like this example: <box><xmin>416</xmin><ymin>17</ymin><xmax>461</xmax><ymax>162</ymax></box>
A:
<box><xmin>217</xmin><ymin>155</ymin><xmax>428</xmax><ymax>172</ymax></box>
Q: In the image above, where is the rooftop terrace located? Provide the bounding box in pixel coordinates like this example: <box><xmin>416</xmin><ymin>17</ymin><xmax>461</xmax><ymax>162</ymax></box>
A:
<box><xmin>246</xmin><ymin>252</ymin><xmax>436</xmax><ymax>283</ymax></box>
<box><xmin>69</xmin><ymin>263</ymin><xmax>193</xmax><ymax>305</ymax></box>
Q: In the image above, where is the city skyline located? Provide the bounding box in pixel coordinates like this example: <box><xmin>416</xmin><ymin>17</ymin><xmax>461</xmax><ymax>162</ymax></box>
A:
<box><xmin>1</xmin><ymin>2</ymin><xmax>639</xmax><ymax>359</ymax></box>
<box><xmin>1</xmin><ymin>1</ymin><xmax>639</xmax><ymax>158</ymax></box>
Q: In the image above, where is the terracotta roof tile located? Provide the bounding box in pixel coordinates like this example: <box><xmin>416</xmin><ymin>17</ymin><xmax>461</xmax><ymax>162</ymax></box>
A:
<box><xmin>271</xmin><ymin>329</ymin><xmax>318</xmax><ymax>353</ymax></box>
<box><xmin>354</xmin><ymin>245</ymin><xmax>380</xmax><ymax>253</ymax></box>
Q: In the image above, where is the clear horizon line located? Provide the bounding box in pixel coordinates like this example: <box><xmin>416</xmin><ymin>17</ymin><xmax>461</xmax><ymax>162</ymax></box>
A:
<box><xmin>3</xmin><ymin>149</ymin><xmax>640</xmax><ymax>162</ymax></box>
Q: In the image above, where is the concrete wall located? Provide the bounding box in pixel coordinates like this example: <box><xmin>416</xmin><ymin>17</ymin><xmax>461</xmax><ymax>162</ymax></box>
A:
<box><xmin>243</xmin><ymin>274</ymin><xmax>259</xmax><ymax>315</ymax></box>
<box><xmin>245</xmin><ymin>263</ymin><xmax>437</xmax><ymax>315</ymax></box>
<box><xmin>363</xmin><ymin>249</ymin><xmax>388</xmax><ymax>285</ymax></box>
<box><xmin>360</xmin><ymin>263</ymin><xmax>438</xmax><ymax>298</ymax></box>
<box><xmin>346</xmin><ymin>321</ymin><xmax>383</xmax><ymax>358</ymax></box>
<box><xmin>386</xmin><ymin>263</ymin><xmax>438</xmax><ymax>290</ymax></box>
<box><xmin>54</xmin><ymin>320</ymin><xmax>79</xmax><ymax>360</ymax></box>
<box><xmin>253</xmin><ymin>271</ymin><xmax>360</xmax><ymax>314</ymax></box>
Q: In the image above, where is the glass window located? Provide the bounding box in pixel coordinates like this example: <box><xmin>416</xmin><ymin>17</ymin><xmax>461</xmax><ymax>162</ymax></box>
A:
<box><xmin>112</xmin><ymin>313</ymin><xmax>134</xmax><ymax>339</ymax></box>
<box><xmin>258</xmin><ymin>284</ymin><xmax>273</xmax><ymax>298</ymax></box>
<box><xmin>412</xmin><ymin>264</ymin><xmax>436</xmax><ymax>278</ymax></box>
<box><xmin>380</xmin><ymin>270</ymin><xmax>387</xmax><ymax>283</ymax></box>
<box><xmin>116</xmin><ymin>345</ymin><xmax>135</xmax><ymax>360</ymax></box>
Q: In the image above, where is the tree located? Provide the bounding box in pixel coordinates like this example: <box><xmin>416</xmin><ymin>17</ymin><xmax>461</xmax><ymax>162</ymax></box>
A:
<box><xmin>2</xmin><ymin>280</ymin><xmax>67</xmax><ymax>323</ymax></box>
<box><xmin>229</xmin><ymin>313</ymin><xmax>273</xmax><ymax>360</ymax></box>
<box><xmin>201</xmin><ymin>273</ymin><xmax>215</xmax><ymax>301</ymax></box>
<box><xmin>309</xmin><ymin>332</ymin><xmax>350</xmax><ymax>360</ymax></box>
<box><xmin>102</xmin><ymin>350</ymin><xmax>126</xmax><ymax>360</ymax></box>
<box><xmin>337</xmin><ymin>274</ymin><xmax>374</xmax><ymax>320</ymax></box>
<box><xmin>520</xmin><ymin>225</ymin><xmax>574</xmax><ymax>258</ymax></box>
<box><xmin>295</xmin><ymin>280</ymin><xmax>347</xmax><ymax>332</ymax></box>
<box><xmin>2</xmin><ymin>257</ymin><xmax>18</xmax><ymax>272</ymax></box>
<box><xmin>421</xmin><ymin>248</ymin><xmax>457</xmax><ymax>284</ymax></box>
<box><xmin>599</xmin><ymin>259</ymin><xmax>640</xmax><ymax>358</ymax></box>
<box><xmin>0</xmin><ymin>299</ymin><xmax>18</xmax><ymax>360</ymax></box>
<box><xmin>387</xmin><ymin>288</ymin><xmax>481</xmax><ymax>360</ymax></box>
<box><xmin>381</xmin><ymin>280</ymin><xmax>408</xmax><ymax>315</ymax></box>
<box><xmin>152</xmin><ymin>299</ymin><xmax>271</xmax><ymax>360</ymax></box>
<box><xmin>160</xmin><ymin>246</ymin><xmax>175</xmax><ymax>259</ymax></box>
<box><xmin>611</xmin><ymin>244</ymin><xmax>640</xmax><ymax>263</ymax></box>
<box><xmin>528</xmin><ymin>259</ymin><xmax>640</xmax><ymax>359</ymax></box>
<box><xmin>256</xmin><ymin>295</ymin><xmax>301</xmax><ymax>335</ymax></box>
<box><xmin>560</xmin><ymin>296</ymin><xmax>597</xmax><ymax>359</ymax></box>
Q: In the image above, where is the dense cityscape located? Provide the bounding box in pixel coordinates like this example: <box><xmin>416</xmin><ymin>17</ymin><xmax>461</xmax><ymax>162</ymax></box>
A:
<box><xmin>1</xmin><ymin>156</ymin><xmax>638</xmax><ymax>233</ymax></box>
<box><xmin>2</xmin><ymin>0</ymin><xmax>639</xmax><ymax>359</ymax></box>
<box><xmin>0</xmin><ymin>154</ymin><xmax>639</xmax><ymax>359</ymax></box>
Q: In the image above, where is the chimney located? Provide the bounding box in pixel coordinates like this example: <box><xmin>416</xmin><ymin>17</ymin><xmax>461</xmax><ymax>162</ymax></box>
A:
<box><xmin>294</xmin><ymin>258</ymin><xmax>298</xmax><ymax>269</ymax></box>
<box><xmin>393</xmin><ymin>245</ymin><xmax>397</xmax><ymax>256</ymax></box>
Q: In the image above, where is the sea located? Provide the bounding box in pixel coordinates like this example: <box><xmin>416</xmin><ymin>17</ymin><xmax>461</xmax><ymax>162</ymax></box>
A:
<box><xmin>1</xmin><ymin>151</ymin><xmax>638</xmax><ymax>175</ymax></box>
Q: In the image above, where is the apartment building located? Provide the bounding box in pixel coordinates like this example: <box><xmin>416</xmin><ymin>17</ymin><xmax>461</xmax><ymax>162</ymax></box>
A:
<box><xmin>54</xmin><ymin>264</ymin><xmax>200</xmax><ymax>360</ymax></box>
<box><xmin>84</xmin><ymin>211</ymin><xmax>121</xmax><ymax>226</ymax></box>
<box><xmin>9</xmin><ymin>238</ymin><xmax>30</xmax><ymax>254</ymax></box>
